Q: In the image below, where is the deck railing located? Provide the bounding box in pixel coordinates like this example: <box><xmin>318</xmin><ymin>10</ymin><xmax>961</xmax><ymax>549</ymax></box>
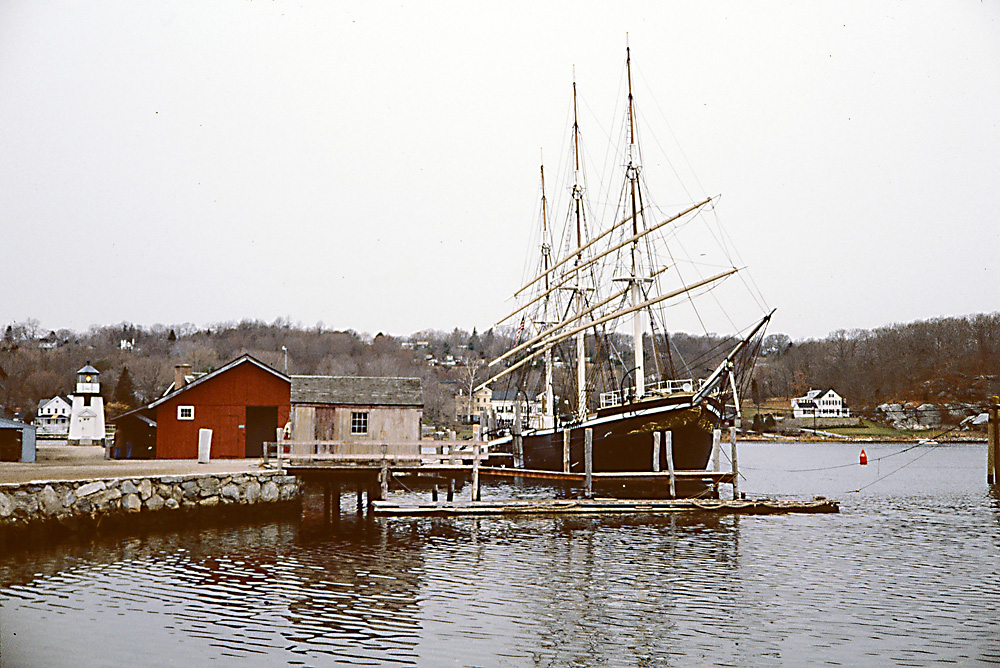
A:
<box><xmin>599</xmin><ymin>378</ymin><xmax>706</xmax><ymax>408</ymax></box>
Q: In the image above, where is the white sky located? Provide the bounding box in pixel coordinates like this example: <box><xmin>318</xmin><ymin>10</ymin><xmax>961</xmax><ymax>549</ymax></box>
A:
<box><xmin>2</xmin><ymin>2</ymin><xmax>997</xmax><ymax>341</ymax></box>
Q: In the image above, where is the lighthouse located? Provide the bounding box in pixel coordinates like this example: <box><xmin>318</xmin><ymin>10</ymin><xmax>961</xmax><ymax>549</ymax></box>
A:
<box><xmin>68</xmin><ymin>363</ymin><xmax>106</xmax><ymax>445</ymax></box>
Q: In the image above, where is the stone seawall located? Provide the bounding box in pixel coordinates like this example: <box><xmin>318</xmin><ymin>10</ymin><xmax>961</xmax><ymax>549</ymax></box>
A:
<box><xmin>0</xmin><ymin>470</ymin><xmax>301</xmax><ymax>535</ymax></box>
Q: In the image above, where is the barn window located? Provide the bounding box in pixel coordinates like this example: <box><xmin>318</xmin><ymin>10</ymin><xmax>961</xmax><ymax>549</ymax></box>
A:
<box><xmin>351</xmin><ymin>412</ymin><xmax>369</xmax><ymax>435</ymax></box>
<box><xmin>177</xmin><ymin>405</ymin><xmax>195</xmax><ymax>420</ymax></box>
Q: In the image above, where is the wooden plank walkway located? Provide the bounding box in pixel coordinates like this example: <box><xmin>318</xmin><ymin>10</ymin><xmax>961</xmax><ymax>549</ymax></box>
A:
<box><xmin>477</xmin><ymin>466</ymin><xmax>734</xmax><ymax>484</ymax></box>
<box><xmin>371</xmin><ymin>497</ymin><xmax>840</xmax><ymax>517</ymax></box>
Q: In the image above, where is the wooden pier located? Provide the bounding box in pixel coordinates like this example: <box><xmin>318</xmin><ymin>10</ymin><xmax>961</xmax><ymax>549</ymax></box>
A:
<box><xmin>274</xmin><ymin>427</ymin><xmax>838</xmax><ymax>520</ymax></box>
<box><xmin>371</xmin><ymin>497</ymin><xmax>840</xmax><ymax>517</ymax></box>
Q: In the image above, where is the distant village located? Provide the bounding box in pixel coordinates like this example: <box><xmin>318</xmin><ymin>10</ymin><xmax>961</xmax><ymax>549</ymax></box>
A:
<box><xmin>1</xmin><ymin>311</ymin><xmax>998</xmax><ymax>462</ymax></box>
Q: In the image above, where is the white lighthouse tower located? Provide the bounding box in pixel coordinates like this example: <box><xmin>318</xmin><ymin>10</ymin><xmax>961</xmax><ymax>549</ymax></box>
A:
<box><xmin>68</xmin><ymin>363</ymin><xmax>105</xmax><ymax>445</ymax></box>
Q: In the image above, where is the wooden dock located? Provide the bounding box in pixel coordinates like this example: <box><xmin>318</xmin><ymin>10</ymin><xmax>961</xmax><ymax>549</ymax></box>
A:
<box><xmin>273</xmin><ymin>430</ymin><xmax>838</xmax><ymax>520</ymax></box>
<box><xmin>370</xmin><ymin>497</ymin><xmax>840</xmax><ymax>517</ymax></box>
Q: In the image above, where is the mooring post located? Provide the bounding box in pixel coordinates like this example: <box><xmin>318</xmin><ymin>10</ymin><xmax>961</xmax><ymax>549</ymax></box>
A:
<box><xmin>472</xmin><ymin>440</ymin><xmax>481</xmax><ymax>502</ymax></box>
<box><xmin>356</xmin><ymin>486</ymin><xmax>364</xmax><ymax>513</ymax></box>
<box><xmin>730</xmin><ymin>426</ymin><xmax>740</xmax><ymax>499</ymax></box>
<box><xmin>584</xmin><ymin>428</ymin><xmax>593</xmax><ymax>499</ymax></box>
<box><xmin>712</xmin><ymin>428</ymin><xmax>722</xmax><ymax>498</ymax></box>
<box><xmin>275</xmin><ymin>427</ymin><xmax>284</xmax><ymax>471</ymax></box>
<box><xmin>989</xmin><ymin>395</ymin><xmax>999</xmax><ymax>485</ymax></box>
<box><xmin>432</xmin><ymin>484</ymin><xmax>439</xmax><ymax>502</ymax></box>
<box><xmin>379</xmin><ymin>443</ymin><xmax>389</xmax><ymax>500</ymax></box>
<box><xmin>563</xmin><ymin>429</ymin><xmax>571</xmax><ymax>473</ymax></box>
<box><xmin>652</xmin><ymin>431</ymin><xmax>661</xmax><ymax>472</ymax></box>
<box><xmin>447</xmin><ymin>476</ymin><xmax>455</xmax><ymax>502</ymax></box>
<box><xmin>665</xmin><ymin>431</ymin><xmax>676</xmax><ymax>499</ymax></box>
<box><xmin>331</xmin><ymin>483</ymin><xmax>340</xmax><ymax>521</ymax></box>
<box><xmin>513</xmin><ymin>401</ymin><xmax>524</xmax><ymax>468</ymax></box>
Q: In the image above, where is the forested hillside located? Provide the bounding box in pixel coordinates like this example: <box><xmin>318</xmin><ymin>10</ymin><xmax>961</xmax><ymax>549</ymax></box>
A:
<box><xmin>2</xmin><ymin>311</ymin><xmax>998</xmax><ymax>427</ymax></box>
<box><xmin>753</xmin><ymin>312</ymin><xmax>1000</xmax><ymax>411</ymax></box>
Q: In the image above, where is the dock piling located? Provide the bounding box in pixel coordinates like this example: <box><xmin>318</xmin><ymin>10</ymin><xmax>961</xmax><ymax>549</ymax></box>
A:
<box><xmin>448</xmin><ymin>477</ymin><xmax>455</xmax><ymax>502</ymax></box>
<box><xmin>652</xmin><ymin>432</ymin><xmax>661</xmax><ymax>473</ymax></box>
<box><xmin>472</xmin><ymin>440</ymin><xmax>481</xmax><ymax>501</ymax></box>
<box><xmin>989</xmin><ymin>396</ymin><xmax>999</xmax><ymax>485</ymax></box>
<box><xmin>665</xmin><ymin>431</ymin><xmax>676</xmax><ymax>499</ymax></box>
<box><xmin>584</xmin><ymin>428</ymin><xmax>593</xmax><ymax>498</ymax></box>
<box><xmin>379</xmin><ymin>444</ymin><xmax>389</xmax><ymax>500</ymax></box>
<box><xmin>513</xmin><ymin>401</ymin><xmax>524</xmax><ymax>468</ymax></box>
<box><xmin>712</xmin><ymin>428</ymin><xmax>722</xmax><ymax>498</ymax></box>
<box><xmin>730</xmin><ymin>426</ymin><xmax>740</xmax><ymax>499</ymax></box>
<box><xmin>562</xmin><ymin>429</ymin><xmax>570</xmax><ymax>474</ymax></box>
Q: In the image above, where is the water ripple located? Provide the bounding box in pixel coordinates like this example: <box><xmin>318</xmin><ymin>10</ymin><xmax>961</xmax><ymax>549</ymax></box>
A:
<box><xmin>1</xmin><ymin>444</ymin><xmax>999</xmax><ymax>666</ymax></box>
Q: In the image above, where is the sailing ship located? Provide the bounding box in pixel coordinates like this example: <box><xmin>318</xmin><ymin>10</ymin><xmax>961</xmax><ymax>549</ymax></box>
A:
<box><xmin>477</xmin><ymin>45</ymin><xmax>773</xmax><ymax>496</ymax></box>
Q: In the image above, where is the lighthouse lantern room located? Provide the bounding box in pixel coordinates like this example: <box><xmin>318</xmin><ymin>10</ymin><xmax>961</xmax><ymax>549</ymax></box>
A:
<box><xmin>68</xmin><ymin>363</ymin><xmax>105</xmax><ymax>445</ymax></box>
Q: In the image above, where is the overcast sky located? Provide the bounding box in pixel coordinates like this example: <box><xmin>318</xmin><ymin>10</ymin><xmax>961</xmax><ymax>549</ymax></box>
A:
<box><xmin>2</xmin><ymin>2</ymin><xmax>997</xmax><ymax>341</ymax></box>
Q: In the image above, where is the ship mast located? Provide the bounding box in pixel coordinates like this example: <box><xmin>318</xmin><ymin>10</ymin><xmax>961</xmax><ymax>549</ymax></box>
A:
<box><xmin>625</xmin><ymin>44</ymin><xmax>645</xmax><ymax>399</ymax></box>
<box><xmin>571</xmin><ymin>75</ymin><xmax>587</xmax><ymax>420</ymax></box>
<box><xmin>540</xmin><ymin>160</ymin><xmax>555</xmax><ymax>429</ymax></box>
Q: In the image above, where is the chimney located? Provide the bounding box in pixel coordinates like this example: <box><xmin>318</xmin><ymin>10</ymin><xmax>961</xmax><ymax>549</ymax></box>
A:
<box><xmin>174</xmin><ymin>363</ymin><xmax>192</xmax><ymax>391</ymax></box>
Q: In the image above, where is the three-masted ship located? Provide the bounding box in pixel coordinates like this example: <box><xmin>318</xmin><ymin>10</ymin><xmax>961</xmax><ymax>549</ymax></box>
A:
<box><xmin>479</xmin><ymin>46</ymin><xmax>772</xmax><ymax>495</ymax></box>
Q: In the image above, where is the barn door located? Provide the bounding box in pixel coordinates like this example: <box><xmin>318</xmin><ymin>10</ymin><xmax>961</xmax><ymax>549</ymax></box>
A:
<box><xmin>245</xmin><ymin>406</ymin><xmax>278</xmax><ymax>458</ymax></box>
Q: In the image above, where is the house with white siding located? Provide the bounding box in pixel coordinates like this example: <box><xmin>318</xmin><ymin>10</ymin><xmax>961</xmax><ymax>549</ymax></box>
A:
<box><xmin>792</xmin><ymin>389</ymin><xmax>850</xmax><ymax>419</ymax></box>
<box><xmin>34</xmin><ymin>396</ymin><xmax>72</xmax><ymax>438</ymax></box>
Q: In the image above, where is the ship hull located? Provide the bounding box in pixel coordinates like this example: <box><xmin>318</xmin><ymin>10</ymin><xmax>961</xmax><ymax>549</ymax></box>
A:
<box><xmin>517</xmin><ymin>394</ymin><xmax>722</xmax><ymax>497</ymax></box>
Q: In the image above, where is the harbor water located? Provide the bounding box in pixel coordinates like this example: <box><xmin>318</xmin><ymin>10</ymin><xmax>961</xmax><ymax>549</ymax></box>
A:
<box><xmin>2</xmin><ymin>442</ymin><xmax>999</xmax><ymax>667</ymax></box>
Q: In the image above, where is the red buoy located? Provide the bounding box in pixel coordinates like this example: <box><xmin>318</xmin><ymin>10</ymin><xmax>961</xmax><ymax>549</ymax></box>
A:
<box><xmin>859</xmin><ymin>449</ymin><xmax>868</xmax><ymax>465</ymax></box>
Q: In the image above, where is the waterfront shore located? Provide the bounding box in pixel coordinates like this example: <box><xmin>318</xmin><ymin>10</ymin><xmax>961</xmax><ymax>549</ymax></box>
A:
<box><xmin>1</xmin><ymin>444</ymin><xmax>270</xmax><ymax>485</ymax></box>
<box><xmin>1</xmin><ymin>445</ymin><xmax>300</xmax><ymax>544</ymax></box>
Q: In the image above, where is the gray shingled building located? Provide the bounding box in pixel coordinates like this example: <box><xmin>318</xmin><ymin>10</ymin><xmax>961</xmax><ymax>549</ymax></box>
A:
<box><xmin>289</xmin><ymin>376</ymin><xmax>423</xmax><ymax>455</ymax></box>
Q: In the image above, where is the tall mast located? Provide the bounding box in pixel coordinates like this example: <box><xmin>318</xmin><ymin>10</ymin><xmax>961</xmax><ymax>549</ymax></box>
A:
<box><xmin>540</xmin><ymin>160</ymin><xmax>555</xmax><ymax>429</ymax></box>
<box><xmin>625</xmin><ymin>43</ymin><xmax>645</xmax><ymax>399</ymax></box>
<box><xmin>572</xmin><ymin>75</ymin><xmax>587</xmax><ymax>420</ymax></box>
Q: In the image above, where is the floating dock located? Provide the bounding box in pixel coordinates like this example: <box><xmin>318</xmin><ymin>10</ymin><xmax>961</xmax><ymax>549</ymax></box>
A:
<box><xmin>370</xmin><ymin>497</ymin><xmax>839</xmax><ymax>517</ymax></box>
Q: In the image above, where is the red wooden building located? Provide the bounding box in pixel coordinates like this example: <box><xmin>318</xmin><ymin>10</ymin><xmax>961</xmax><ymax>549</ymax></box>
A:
<box><xmin>114</xmin><ymin>355</ymin><xmax>290</xmax><ymax>459</ymax></box>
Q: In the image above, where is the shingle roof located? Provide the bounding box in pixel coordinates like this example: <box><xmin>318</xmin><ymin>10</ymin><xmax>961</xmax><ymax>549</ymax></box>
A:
<box><xmin>291</xmin><ymin>376</ymin><xmax>423</xmax><ymax>407</ymax></box>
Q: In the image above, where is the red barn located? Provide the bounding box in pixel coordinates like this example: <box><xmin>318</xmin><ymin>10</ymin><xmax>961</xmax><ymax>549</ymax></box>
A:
<box><xmin>119</xmin><ymin>355</ymin><xmax>290</xmax><ymax>459</ymax></box>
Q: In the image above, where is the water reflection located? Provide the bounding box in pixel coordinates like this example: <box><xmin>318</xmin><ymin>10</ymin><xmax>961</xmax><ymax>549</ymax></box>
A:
<box><xmin>2</xmin><ymin>443</ymin><xmax>1000</xmax><ymax>667</ymax></box>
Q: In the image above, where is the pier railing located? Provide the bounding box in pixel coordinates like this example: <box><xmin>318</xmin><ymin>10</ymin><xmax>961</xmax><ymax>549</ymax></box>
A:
<box><xmin>264</xmin><ymin>439</ymin><xmax>489</xmax><ymax>467</ymax></box>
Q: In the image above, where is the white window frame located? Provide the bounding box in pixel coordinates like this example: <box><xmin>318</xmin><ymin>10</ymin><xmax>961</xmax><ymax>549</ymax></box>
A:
<box><xmin>177</xmin><ymin>405</ymin><xmax>195</xmax><ymax>421</ymax></box>
<box><xmin>350</xmin><ymin>411</ymin><xmax>369</xmax><ymax>435</ymax></box>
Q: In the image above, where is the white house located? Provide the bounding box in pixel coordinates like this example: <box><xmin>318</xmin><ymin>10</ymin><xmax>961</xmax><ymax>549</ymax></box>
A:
<box><xmin>34</xmin><ymin>396</ymin><xmax>72</xmax><ymax>438</ymax></box>
<box><xmin>792</xmin><ymin>389</ymin><xmax>850</xmax><ymax>419</ymax></box>
<box><xmin>491</xmin><ymin>389</ymin><xmax>544</xmax><ymax>433</ymax></box>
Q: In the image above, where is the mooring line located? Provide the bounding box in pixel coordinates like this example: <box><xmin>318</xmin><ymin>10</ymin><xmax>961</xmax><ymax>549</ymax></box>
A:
<box><xmin>842</xmin><ymin>445</ymin><xmax>940</xmax><ymax>494</ymax></box>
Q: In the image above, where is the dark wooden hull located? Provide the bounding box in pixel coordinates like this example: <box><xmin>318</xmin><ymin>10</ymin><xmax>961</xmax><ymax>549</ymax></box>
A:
<box><xmin>518</xmin><ymin>394</ymin><xmax>722</xmax><ymax>497</ymax></box>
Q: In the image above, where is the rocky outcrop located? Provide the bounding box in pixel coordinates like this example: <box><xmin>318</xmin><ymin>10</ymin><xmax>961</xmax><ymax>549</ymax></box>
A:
<box><xmin>0</xmin><ymin>471</ymin><xmax>300</xmax><ymax>529</ymax></box>
<box><xmin>875</xmin><ymin>401</ymin><xmax>988</xmax><ymax>429</ymax></box>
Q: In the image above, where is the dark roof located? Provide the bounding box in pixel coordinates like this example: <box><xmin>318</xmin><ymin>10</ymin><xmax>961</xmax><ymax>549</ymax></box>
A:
<box><xmin>147</xmin><ymin>354</ymin><xmax>288</xmax><ymax>409</ymax></box>
<box><xmin>491</xmin><ymin>389</ymin><xmax>520</xmax><ymax>402</ymax></box>
<box><xmin>0</xmin><ymin>417</ymin><xmax>34</xmax><ymax>431</ymax></box>
<box><xmin>109</xmin><ymin>405</ymin><xmax>156</xmax><ymax>424</ymax></box>
<box><xmin>291</xmin><ymin>376</ymin><xmax>423</xmax><ymax>407</ymax></box>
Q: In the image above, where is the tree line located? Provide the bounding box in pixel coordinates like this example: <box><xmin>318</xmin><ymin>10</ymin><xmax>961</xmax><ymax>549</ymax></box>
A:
<box><xmin>752</xmin><ymin>312</ymin><xmax>1000</xmax><ymax>411</ymax></box>
<box><xmin>2</xmin><ymin>311</ymin><xmax>998</xmax><ymax>427</ymax></box>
